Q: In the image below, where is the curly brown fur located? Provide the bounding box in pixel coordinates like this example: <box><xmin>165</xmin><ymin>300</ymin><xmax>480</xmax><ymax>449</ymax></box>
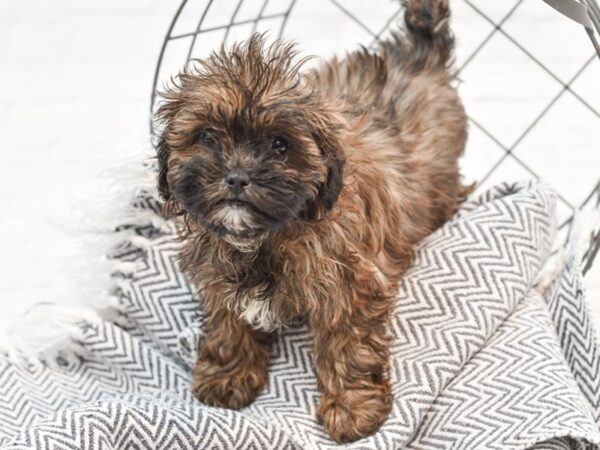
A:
<box><xmin>154</xmin><ymin>0</ymin><xmax>467</xmax><ymax>443</ymax></box>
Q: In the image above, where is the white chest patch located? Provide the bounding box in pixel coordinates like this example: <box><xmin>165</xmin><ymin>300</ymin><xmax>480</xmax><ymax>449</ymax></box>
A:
<box><xmin>225</xmin><ymin>287</ymin><xmax>279</xmax><ymax>332</ymax></box>
<box><xmin>238</xmin><ymin>297</ymin><xmax>278</xmax><ymax>331</ymax></box>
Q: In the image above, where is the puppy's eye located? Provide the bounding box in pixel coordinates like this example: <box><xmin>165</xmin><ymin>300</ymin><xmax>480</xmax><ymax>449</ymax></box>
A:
<box><xmin>195</xmin><ymin>128</ymin><xmax>216</xmax><ymax>146</ymax></box>
<box><xmin>272</xmin><ymin>136</ymin><xmax>288</xmax><ymax>155</ymax></box>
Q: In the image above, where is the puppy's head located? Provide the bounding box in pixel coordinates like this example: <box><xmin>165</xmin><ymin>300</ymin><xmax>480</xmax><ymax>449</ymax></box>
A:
<box><xmin>155</xmin><ymin>35</ymin><xmax>345</xmax><ymax>239</ymax></box>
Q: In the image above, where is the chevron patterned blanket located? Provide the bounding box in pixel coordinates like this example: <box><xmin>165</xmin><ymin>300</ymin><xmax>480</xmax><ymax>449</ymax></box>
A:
<box><xmin>1</xmin><ymin>181</ymin><xmax>599</xmax><ymax>449</ymax></box>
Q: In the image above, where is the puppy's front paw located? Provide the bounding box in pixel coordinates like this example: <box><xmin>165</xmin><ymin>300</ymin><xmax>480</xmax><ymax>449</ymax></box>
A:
<box><xmin>192</xmin><ymin>357</ymin><xmax>267</xmax><ymax>409</ymax></box>
<box><xmin>317</xmin><ymin>382</ymin><xmax>392</xmax><ymax>443</ymax></box>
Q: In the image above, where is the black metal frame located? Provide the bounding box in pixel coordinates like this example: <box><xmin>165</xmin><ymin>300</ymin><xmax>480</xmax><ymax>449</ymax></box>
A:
<box><xmin>150</xmin><ymin>0</ymin><xmax>297</xmax><ymax>130</ymax></box>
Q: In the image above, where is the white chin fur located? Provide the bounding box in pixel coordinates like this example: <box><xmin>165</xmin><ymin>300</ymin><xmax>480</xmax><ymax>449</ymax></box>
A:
<box><xmin>214</xmin><ymin>205</ymin><xmax>256</xmax><ymax>232</ymax></box>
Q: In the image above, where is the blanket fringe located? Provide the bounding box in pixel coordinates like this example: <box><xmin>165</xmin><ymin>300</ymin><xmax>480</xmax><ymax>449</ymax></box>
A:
<box><xmin>0</xmin><ymin>151</ymin><xmax>164</xmax><ymax>365</ymax></box>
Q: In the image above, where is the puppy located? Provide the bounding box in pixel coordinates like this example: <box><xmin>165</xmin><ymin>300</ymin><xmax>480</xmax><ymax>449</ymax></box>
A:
<box><xmin>154</xmin><ymin>0</ymin><xmax>467</xmax><ymax>442</ymax></box>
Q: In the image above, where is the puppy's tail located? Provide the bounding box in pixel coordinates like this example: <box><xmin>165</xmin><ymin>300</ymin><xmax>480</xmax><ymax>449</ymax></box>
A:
<box><xmin>382</xmin><ymin>0</ymin><xmax>454</xmax><ymax>71</ymax></box>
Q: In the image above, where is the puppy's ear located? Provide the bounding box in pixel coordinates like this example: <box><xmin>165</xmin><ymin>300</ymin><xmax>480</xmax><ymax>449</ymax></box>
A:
<box><xmin>318</xmin><ymin>150</ymin><xmax>344</xmax><ymax>211</ymax></box>
<box><xmin>155</xmin><ymin>133</ymin><xmax>184</xmax><ymax>217</ymax></box>
<box><xmin>312</xmin><ymin>115</ymin><xmax>346</xmax><ymax>211</ymax></box>
<box><xmin>156</xmin><ymin>136</ymin><xmax>171</xmax><ymax>201</ymax></box>
<box><xmin>154</xmin><ymin>86</ymin><xmax>184</xmax><ymax>204</ymax></box>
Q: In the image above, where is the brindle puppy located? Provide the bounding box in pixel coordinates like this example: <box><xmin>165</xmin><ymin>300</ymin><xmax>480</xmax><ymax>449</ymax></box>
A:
<box><xmin>155</xmin><ymin>0</ymin><xmax>468</xmax><ymax>442</ymax></box>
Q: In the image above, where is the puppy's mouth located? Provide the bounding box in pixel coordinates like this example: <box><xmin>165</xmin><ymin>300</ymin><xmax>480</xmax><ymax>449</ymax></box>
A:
<box><xmin>215</xmin><ymin>198</ymin><xmax>274</xmax><ymax>220</ymax></box>
<box><xmin>221</xmin><ymin>199</ymin><xmax>251</xmax><ymax>209</ymax></box>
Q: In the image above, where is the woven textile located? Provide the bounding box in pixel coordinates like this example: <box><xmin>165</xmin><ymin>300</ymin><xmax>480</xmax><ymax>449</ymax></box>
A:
<box><xmin>0</xmin><ymin>181</ymin><xmax>599</xmax><ymax>449</ymax></box>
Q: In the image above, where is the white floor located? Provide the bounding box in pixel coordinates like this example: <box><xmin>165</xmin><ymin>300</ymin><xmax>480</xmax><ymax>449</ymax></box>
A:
<box><xmin>0</xmin><ymin>0</ymin><xmax>598</xmax><ymax>336</ymax></box>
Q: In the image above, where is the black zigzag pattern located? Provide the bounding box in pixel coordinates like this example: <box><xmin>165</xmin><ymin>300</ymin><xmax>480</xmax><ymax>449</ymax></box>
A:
<box><xmin>407</xmin><ymin>287</ymin><xmax>599</xmax><ymax>450</ymax></box>
<box><xmin>0</xmin><ymin>181</ymin><xmax>598</xmax><ymax>450</ymax></box>
<box><xmin>546</xmin><ymin>260</ymin><xmax>600</xmax><ymax>424</ymax></box>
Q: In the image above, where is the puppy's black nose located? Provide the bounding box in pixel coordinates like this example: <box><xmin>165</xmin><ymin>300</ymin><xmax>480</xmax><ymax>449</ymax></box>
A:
<box><xmin>224</xmin><ymin>169</ymin><xmax>250</xmax><ymax>195</ymax></box>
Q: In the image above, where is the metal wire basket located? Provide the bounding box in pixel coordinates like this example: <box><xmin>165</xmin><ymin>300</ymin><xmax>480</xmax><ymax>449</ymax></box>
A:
<box><xmin>150</xmin><ymin>0</ymin><xmax>600</xmax><ymax>274</ymax></box>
